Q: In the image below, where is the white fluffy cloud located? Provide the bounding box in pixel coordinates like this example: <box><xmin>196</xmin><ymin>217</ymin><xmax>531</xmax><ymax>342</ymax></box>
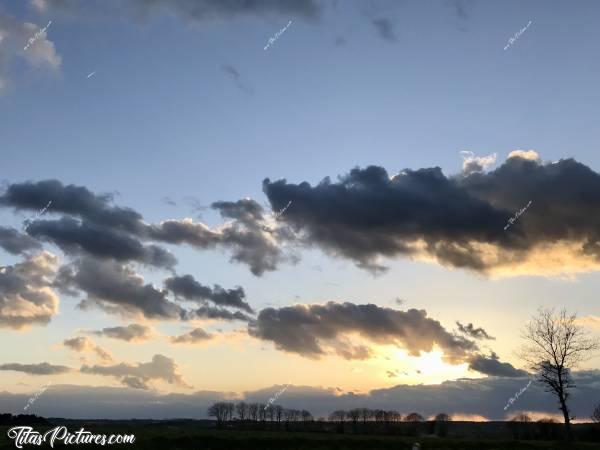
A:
<box><xmin>0</xmin><ymin>13</ymin><xmax>61</xmax><ymax>92</ymax></box>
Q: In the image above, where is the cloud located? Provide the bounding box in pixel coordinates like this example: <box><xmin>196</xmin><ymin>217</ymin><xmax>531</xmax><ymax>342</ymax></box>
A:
<box><xmin>219</xmin><ymin>63</ymin><xmax>252</xmax><ymax>94</ymax></box>
<box><xmin>193</xmin><ymin>305</ymin><xmax>253</xmax><ymax>322</ymax></box>
<box><xmin>4</xmin><ymin>371</ymin><xmax>600</xmax><ymax>420</ymax></box>
<box><xmin>63</xmin><ymin>336</ymin><xmax>112</xmax><ymax>362</ymax></box>
<box><xmin>0</xmin><ymin>251</ymin><xmax>60</xmax><ymax>329</ymax></box>
<box><xmin>249</xmin><ymin>302</ymin><xmax>478</xmax><ymax>364</ymax></box>
<box><xmin>460</xmin><ymin>151</ymin><xmax>497</xmax><ymax>175</ymax></box>
<box><xmin>0</xmin><ymin>362</ymin><xmax>71</xmax><ymax>375</ymax></box>
<box><xmin>55</xmin><ymin>256</ymin><xmax>188</xmax><ymax>320</ymax></box>
<box><xmin>170</xmin><ymin>327</ymin><xmax>212</xmax><ymax>344</ymax></box>
<box><xmin>26</xmin><ymin>217</ymin><xmax>177</xmax><ymax>269</ymax></box>
<box><xmin>161</xmin><ymin>197</ymin><xmax>176</xmax><ymax>206</ymax></box>
<box><xmin>0</xmin><ymin>180</ymin><xmax>144</xmax><ymax>234</ymax></box>
<box><xmin>80</xmin><ymin>354</ymin><xmax>191</xmax><ymax>390</ymax></box>
<box><xmin>507</xmin><ymin>149</ymin><xmax>540</xmax><ymax>162</ymax></box>
<box><xmin>1</xmin><ymin>180</ymin><xmax>289</xmax><ymax>276</ymax></box>
<box><xmin>165</xmin><ymin>274</ymin><xmax>254</xmax><ymax>313</ymax></box>
<box><xmin>0</xmin><ymin>13</ymin><xmax>61</xmax><ymax>92</ymax></box>
<box><xmin>31</xmin><ymin>0</ymin><xmax>320</xmax><ymax>21</ymax></box>
<box><xmin>0</xmin><ymin>226</ymin><xmax>42</xmax><ymax>255</ymax></box>
<box><xmin>90</xmin><ymin>324</ymin><xmax>153</xmax><ymax>342</ymax></box>
<box><xmin>371</xmin><ymin>18</ymin><xmax>397</xmax><ymax>41</ymax></box>
<box><xmin>456</xmin><ymin>321</ymin><xmax>495</xmax><ymax>340</ymax></box>
<box><xmin>468</xmin><ymin>352</ymin><xmax>528</xmax><ymax>378</ymax></box>
<box><xmin>148</xmin><ymin>199</ymin><xmax>289</xmax><ymax>276</ymax></box>
<box><xmin>263</xmin><ymin>153</ymin><xmax>600</xmax><ymax>277</ymax></box>
<box><xmin>576</xmin><ymin>316</ymin><xmax>600</xmax><ymax>329</ymax></box>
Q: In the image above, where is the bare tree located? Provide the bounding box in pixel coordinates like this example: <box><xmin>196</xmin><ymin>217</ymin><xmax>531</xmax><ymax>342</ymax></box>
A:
<box><xmin>283</xmin><ymin>408</ymin><xmax>294</xmax><ymax>422</ymax></box>
<box><xmin>520</xmin><ymin>308</ymin><xmax>599</xmax><ymax>440</ymax></box>
<box><xmin>511</xmin><ymin>413</ymin><xmax>532</xmax><ymax>422</ymax></box>
<box><xmin>592</xmin><ymin>404</ymin><xmax>600</xmax><ymax>423</ymax></box>
<box><xmin>329</xmin><ymin>410</ymin><xmax>346</xmax><ymax>423</ymax></box>
<box><xmin>207</xmin><ymin>402</ymin><xmax>229</xmax><ymax>427</ymax></box>
<box><xmin>404</xmin><ymin>412</ymin><xmax>424</xmax><ymax>422</ymax></box>
<box><xmin>248</xmin><ymin>403</ymin><xmax>259</xmax><ymax>421</ymax></box>
<box><xmin>359</xmin><ymin>408</ymin><xmax>373</xmax><ymax>424</ymax></box>
<box><xmin>348</xmin><ymin>408</ymin><xmax>361</xmax><ymax>426</ymax></box>
<box><xmin>434</xmin><ymin>413</ymin><xmax>451</xmax><ymax>421</ymax></box>
<box><xmin>266</xmin><ymin>404</ymin><xmax>275</xmax><ymax>422</ymax></box>
<box><xmin>236</xmin><ymin>401</ymin><xmax>247</xmax><ymax>420</ymax></box>
<box><xmin>274</xmin><ymin>405</ymin><xmax>283</xmax><ymax>423</ymax></box>
<box><xmin>225</xmin><ymin>402</ymin><xmax>234</xmax><ymax>421</ymax></box>
<box><xmin>301</xmin><ymin>410</ymin><xmax>313</xmax><ymax>422</ymax></box>
<box><xmin>258</xmin><ymin>403</ymin><xmax>267</xmax><ymax>421</ymax></box>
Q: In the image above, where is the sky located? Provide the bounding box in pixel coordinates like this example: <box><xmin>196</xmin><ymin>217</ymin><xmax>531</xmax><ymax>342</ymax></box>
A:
<box><xmin>1</xmin><ymin>0</ymin><xmax>600</xmax><ymax>421</ymax></box>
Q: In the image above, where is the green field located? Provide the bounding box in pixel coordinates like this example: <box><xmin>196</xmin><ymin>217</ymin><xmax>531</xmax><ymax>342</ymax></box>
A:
<box><xmin>1</xmin><ymin>425</ymin><xmax>598</xmax><ymax>450</ymax></box>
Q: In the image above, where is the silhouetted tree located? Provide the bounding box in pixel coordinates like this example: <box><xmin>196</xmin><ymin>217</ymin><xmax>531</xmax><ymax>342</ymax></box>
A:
<box><xmin>520</xmin><ymin>308</ymin><xmax>599</xmax><ymax>440</ymax></box>
<box><xmin>207</xmin><ymin>402</ymin><xmax>229</xmax><ymax>427</ymax></box>
<box><xmin>360</xmin><ymin>408</ymin><xmax>373</xmax><ymax>424</ymax></box>
<box><xmin>404</xmin><ymin>412</ymin><xmax>424</xmax><ymax>422</ymax></box>
<box><xmin>235</xmin><ymin>401</ymin><xmax>247</xmax><ymax>420</ymax></box>
<box><xmin>434</xmin><ymin>412</ymin><xmax>451</xmax><ymax>437</ymax></box>
<box><xmin>511</xmin><ymin>413</ymin><xmax>532</xmax><ymax>422</ymax></box>
<box><xmin>592</xmin><ymin>404</ymin><xmax>600</xmax><ymax>423</ymax></box>
<box><xmin>225</xmin><ymin>402</ymin><xmax>234</xmax><ymax>421</ymax></box>
<box><xmin>434</xmin><ymin>413</ymin><xmax>451</xmax><ymax>421</ymax></box>
<box><xmin>258</xmin><ymin>403</ymin><xmax>267</xmax><ymax>421</ymax></box>
<box><xmin>248</xmin><ymin>403</ymin><xmax>259</xmax><ymax>421</ymax></box>
<box><xmin>348</xmin><ymin>409</ymin><xmax>360</xmax><ymax>425</ymax></box>
<box><xmin>329</xmin><ymin>410</ymin><xmax>346</xmax><ymax>423</ymax></box>
<box><xmin>274</xmin><ymin>405</ymin><xmax>283</xmax><ymax>423</ymax></box>
<box><xmin>301</xmin><ymin>410</ymin><xmax>313</xmax><ymax>422</ymax></box>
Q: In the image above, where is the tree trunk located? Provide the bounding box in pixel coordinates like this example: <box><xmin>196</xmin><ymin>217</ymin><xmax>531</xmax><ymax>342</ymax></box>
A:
<box><xmin>558</xmin><ymin>387</ymin><xmax>573</xmax><ymax>441</ymax></box>
<box><xmin>557</xmin><ymin>370</ymin><xmax>574</xmax><ymax>441</ymax></box>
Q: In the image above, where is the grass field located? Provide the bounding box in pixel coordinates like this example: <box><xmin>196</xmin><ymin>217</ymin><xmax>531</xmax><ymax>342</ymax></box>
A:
<box><xmin>1</xmin><ymin>425</ymin><xmax>598</xmax><ymax>449</ymax></box>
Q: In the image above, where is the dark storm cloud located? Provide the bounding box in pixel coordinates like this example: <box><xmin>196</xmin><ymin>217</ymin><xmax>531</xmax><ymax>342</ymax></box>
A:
<box><xmin>0</xmin><ymin>226</ymin><xmax>42</xmax><ymax>255</ymax></box>
<box><xmin>468</xmin><ymin>352</ymin><xmax>528</xmax><ymax>378</ymax></box>
<box><xmin>165</xmin><ymin>274</ymin><xmax>254</xmax><ymax>313</ymax></box>
<box><xmin>56</xmin><ymin>257</ymin><xmax>187</xmax><ymax>320</ymax></box>
<box><xmin>80</xmin><ymin>354</ymin><xmax>190</xmax><ymax>390</ymax></box>
<box><xmin>248</xmin><ymin>302</ymin><xmax>478</xmax><ymax>363</ymax></box>
<box><xmin>26</xmin><ymin>217</ymin><xmax>176</xmax><ymax>269</ymax></box>
<box><xmin>90</xmin><ymin>324</ymin><xmax>153</xmax><ymax>342</ymax></box>
<box><xmin>456</xmin><ymin>321</ymin><xmax>495</xmax><ymax>340</ymax></box>
<box><xmin>371</xmin><ymin>18</ymin><xmax>397</xmax><ymax>41</ymax></box>
<box><xmin>0</xmin><ymin>180</ymin><xmax>144</xmax><ymax>234</ymax></box>
<box><xmin>263</xmin><ymin>153</ymin><xmax>600</xmax><ymax>276</ymax></box>
<box><xmin>6</xmin><ymin>371</ymin><xmax>600</xmax><ymax>420</ymax></box>
<box><xmin>0</xmin><ymin>362</ymin><xmax>71</xmax><ymax>375</ymax></box>
<box><xmin>170</xmin><ymin>327</ymin><xmax>212</xmax><ymax>344</ymax></box>
<box><xmin>212</xmin><ymin>198</ymin><xmax>265</xmax><ymax>227</ymax></box>
<box><xmin>193</xmin><ymin>305</ymin><xmax>253</xmax><ymax>322</ymax></box>
<box><xmin>0</xmin><ymin>252</ymin><xmax>60</xmax><ymax>329</ymax></box>
<box><xmin>1</xmin><ymin>179</ymin><xmax>288</xmax><ymax>276</ymax></box>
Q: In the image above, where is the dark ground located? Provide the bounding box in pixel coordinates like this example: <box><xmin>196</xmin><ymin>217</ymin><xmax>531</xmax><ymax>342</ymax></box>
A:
<box><xmin>1</xmin><ymin>419</ymin><xmax>600</xmax><ymax>449</ymax></box>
